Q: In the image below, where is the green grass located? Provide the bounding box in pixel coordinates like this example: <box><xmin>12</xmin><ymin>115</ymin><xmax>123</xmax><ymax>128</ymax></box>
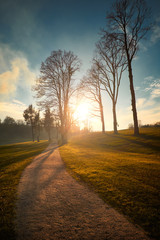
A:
<box><xmin>0</xmin><ymin>140</ymin><xmax>49</xmax><ymax>240</ymax></box>
<box><xmin>0</xmin><ymin>137</ymin><xmax>32</xmax><ymax>146</ymax></box>
<box><xmin>59</xmin><ymin>127</ymin><xmax>160</xmax><ymax>240</ymax></box>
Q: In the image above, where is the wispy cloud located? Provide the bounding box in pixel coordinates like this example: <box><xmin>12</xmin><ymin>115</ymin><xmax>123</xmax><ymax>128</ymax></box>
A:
<box><xmin>143</xmin><ymin>76</ymin><xmax>160</xmax><ymax>99</ymax></box>
<box><xmin>138</xmin><ymin>106</ymin><xmax>160</xmax><ymax>125</ymax></box>
<box><xmin>144</xmin><ymin>76</ymin><xmax>154</xmax><ymax>82</ymax></box>
<box><xmin>151</xmin><ymin>16</ymin><xmax>160</xmax><ymax>44</ymax></box>
<box><xmin>0</xmin><ymin>44</ymin><xmax>36</xmax><ymax>98</ymax></box>
<box><xmin>151</xmin><ymin>25</ymin><xmax>160</xmax><ymax>43</ymax></box>
<box><xmin>151</xmin><ymin>88</ymin><xmax>160</xmax><ymax>98</ymax></box>
<box><xmin>12</xmin><ymin>99</ymin><xmax>26</xmax><ymax>106</ymax></box>
<box><xmin>0</xmin><ymin>100</ymin><xmax>27</xmax><ymax>121</ymax></box>
<box><xmin>117</xmin><ymin>98</ymin><xmax>160</xmax><ymax>128</ymax></box>
<box><xmin>117</xmin><ymin>75</ymin><xmax>160</xmax><ymax>128</ymax></box>
<box><xmin>0</xmin><ymin>59</ymin><xmax>20</xmax><ymax>95</ymax></box>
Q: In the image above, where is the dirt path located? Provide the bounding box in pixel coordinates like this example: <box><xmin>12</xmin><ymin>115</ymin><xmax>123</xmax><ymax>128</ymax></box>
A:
<box><xmin>15</xmin><ymin>144</ymin><xmax>151</xmax><ymax>240</ymax></box>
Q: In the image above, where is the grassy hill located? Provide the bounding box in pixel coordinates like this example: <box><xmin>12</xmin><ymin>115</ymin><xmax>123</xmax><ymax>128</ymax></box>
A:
<box><xmin>0</xmin><ymin>141</ymin><xmax>49</xmax><ymax>240</ymax></box>
<box><xmin>59</xmin><ymin>127</ymin><xmax>160</xmax><ymax>239</ymax></box>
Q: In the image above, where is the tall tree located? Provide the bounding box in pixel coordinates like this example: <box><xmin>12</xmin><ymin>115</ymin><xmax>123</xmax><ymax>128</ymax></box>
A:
<box><xmin>23</xmin><ymin>105</ymin><xmax>37</xmax><ymax>142</ymax></box>
<box><xmin>95</xmin><ymin>33</ymin><xmax>126</xmax><ymax>134</ymax></box>
<box><xmin>34</xmin><ymin>111</ymin><xmax>41</xmax><ymax>142</ymax></box>
<box><xmin>44</xmin><ymin>107</ymin><xmax>54</xmax><ymax>142</ymax></box>
<box><xmin>33</xmin><ymin>50</ymin><xmax>81</xmax><ymax>143</ymax></box>
<box><xmin>80</xmin><ymin>65</ymin><xmax>105</xmax><ymax>133</ymax></box>
<box><xmin>105</xmin><ymin>0</ymin><xmax>151</xmax><ymax>135</ymax></box>
<box><xmin>3</xmin><ymin>116</ymin><xmax>16</xmax><ymax>125</ymax></box>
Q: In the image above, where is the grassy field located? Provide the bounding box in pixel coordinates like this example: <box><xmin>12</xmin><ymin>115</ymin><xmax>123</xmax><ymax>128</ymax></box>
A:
<box><xmin>59</xmin><ymin>127</ymin><xmax>160</xmax><ymax>239</ymax></box>
<box><xmin>0</xmin><ymin>140</ymin><xmax>49</xmax><ymax>240</ymax></box>
<box><xmin>0</xmin><ymin>137</ymin><xmax>32</xmax><ymax>146</ymax></box>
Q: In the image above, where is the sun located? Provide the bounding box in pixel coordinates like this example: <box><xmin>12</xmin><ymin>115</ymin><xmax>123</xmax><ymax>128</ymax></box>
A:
<box><xmin>74</xmin><ymin>103</ymin><xmax>89</xmax><ymax>125</ymax></box>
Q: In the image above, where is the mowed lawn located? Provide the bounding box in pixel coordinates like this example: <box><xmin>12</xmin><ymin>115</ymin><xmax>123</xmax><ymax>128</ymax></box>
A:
<box><xmin>0</xmin><ymin>141</ymin><xmax>49</xmax><ymax>240</ymax></box>
<box><xmin>59</xmin><ymin>127</ymin><xmax>160</xmax><ymax>239</ymax></box>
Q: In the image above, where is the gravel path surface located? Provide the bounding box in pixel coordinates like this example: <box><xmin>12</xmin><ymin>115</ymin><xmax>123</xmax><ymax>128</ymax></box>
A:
<box><xmin>15</xmin><ymin>144</ymin><xmax>151</xmax><ymax>240</ymax></box>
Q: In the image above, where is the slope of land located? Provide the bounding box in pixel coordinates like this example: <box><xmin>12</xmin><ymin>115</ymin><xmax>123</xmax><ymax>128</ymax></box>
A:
<box><xmin>0</xmin><ymin>141</ymin><xmax>49</xmax><ymax>240</ymax></box>
<box><xmin>59</xmin><ymin>127</ymin><xmax>160</xmax><ymax>239</ymax></box>
<box><xmin>16</xmin><ymin>144</ymin><xmax>150</xmax><ymax>240</ymax></box>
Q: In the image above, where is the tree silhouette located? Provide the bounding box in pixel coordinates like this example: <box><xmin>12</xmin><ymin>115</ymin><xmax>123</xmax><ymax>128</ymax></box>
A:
<box><xmin>3</xmin><ymin>116</ymin><xmax>16</xmax><ymax>125</ymax></box>
<box><xmin>23</xmin><ymin>105</ymin><xmax>37</xmax><ymax>142</ymax></box>
<box><xmin>80</xmin><ymin>64</ymin><xmax>105</xmax><ymax>133</ymax></box>
<box><xmin>44</xmin><ymin>107</ymin><xmax>54</xmax><ymax>142</ymax></box>
<box><xmin>95</xmin><ymin>33</ymin><xmax>126</xmax><ymax>134</ymax></box>
<box><xmin>105</xmin><ymin>0</ymin><xmax>151</xmax><ymax>135</ymax></box>
<box><xmin>33</xmin><ymin>50</ymin><xmax>81</xmax><ymax>143</ymax></box>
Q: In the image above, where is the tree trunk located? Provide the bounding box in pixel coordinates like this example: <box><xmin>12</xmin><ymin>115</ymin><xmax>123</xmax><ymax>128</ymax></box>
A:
<box><xmin>113</xmin><ymin>101</ymin><xmax>118</xmax><ymax>134</ymax></box>
<box><xmin>37</xmin><ymin>124</ymin><xmax>40</xmax><ymax>142</ymax></box>
<box><xmin>31</xmin><ymin>125</ymin><xmax>34</xmax><ymax>142</ymax></box>
<box><xmin>48</xmin><ymin>128</ymin><xmax>51</xmax><ymax>142</ymax></box>
<box><xmin>100</xmin><ymin>103</ymin><xmax>105</xmax><ymax>133</ymax></box>
<box><xmin>128</xmin><ymin>61</ymin><xmax>139</xmax><ymax>136</ymax></box>
<box><xmin>61</xmin><ymin>125</ymin><xmax>68</xmax><ymax>144</ymax></box>
<box><xmin>98</xmin><ymin>87</ymin><xmax>105</xmax><ymax>133</ymax></box>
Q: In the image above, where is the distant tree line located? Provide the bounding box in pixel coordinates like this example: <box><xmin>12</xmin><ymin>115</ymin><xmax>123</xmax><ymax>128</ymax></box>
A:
<box><xmin>129</xmin><ymin>121</ymin><xmax>160</xmax><ymax>129</ymax></box>
<box><xmin>0</xmin><ymin>113</ymin><xmax>56</xmax><ymax>143</ymax></box>
<box><xmin>0</xmin><ymin>116</ymin><xmax>31</xmax><ymax>142</ymax></box>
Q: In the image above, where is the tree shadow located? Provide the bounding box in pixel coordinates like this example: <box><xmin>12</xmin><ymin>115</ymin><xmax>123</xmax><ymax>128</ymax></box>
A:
<box><xmin>114</xmin><ymin>134</ymin><xmax>160</xmax><ymax>154</ymax></box>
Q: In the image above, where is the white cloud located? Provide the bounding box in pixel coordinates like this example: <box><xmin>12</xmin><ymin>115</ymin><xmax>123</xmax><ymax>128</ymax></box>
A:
<box><xmin>12</xmin><ymin>99</ymin><xmax>26</xmax><ymax>106</ymax></box>
<box><xmin>136</xmin><ymin>98</ymin><xmax>146</xmax><ymax>108</ymax></box>
<box><xmin>0</xmin><ymin>44</ymin><xmax>36</xmax><ymax>98</ymax></box>
<box><xmin>151</xmin><ymin>88</ymin><xmax>160</xmax><ymax>98</ymax></box>
<box><xmin>144</xmin><ymin>75</ymin><xmax>154</xmax><ymax>82</ymax></box>
<box><xmin>138</xmin><ymin>106</ymin><xmax>160</xmax><ymax>125</ymax></box>
<box><xmin>150</xmin><ymin>81</ymin><xmax>160</xmax><ymax>88</ymax></box>
<box><xmin>0</xmin><ymin>100</ymin><xmax>27</xmax><ymax>121</ymax></box>
<box><xmin>0</xmin><ymin>60</ymin><xmax>20</xmax><ymax>95</ymax></box>
<box><xmin>143</xmin><ymin>76</ymin><xmax>160</xmax><ymax>99</ymax></box>
<box><xmin>117</xmin><ymin>99</ymin><xmax>160</xmax><ymax>129</ymax></box>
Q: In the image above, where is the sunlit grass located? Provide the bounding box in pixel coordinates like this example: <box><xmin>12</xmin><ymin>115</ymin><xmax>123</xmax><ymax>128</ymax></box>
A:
<box><xmin>59</xmin><ymin>127</ymin><xmax>160</xmax><ymax>239</ymax></box>
<box><xmin>0</xmin><ymin>141</ymin><xmax>49</xmax><ymax>240</ymax></box>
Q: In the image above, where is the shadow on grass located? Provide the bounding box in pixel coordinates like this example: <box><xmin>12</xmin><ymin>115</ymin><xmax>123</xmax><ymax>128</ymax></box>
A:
<box><xmin>116</xmin><ymin>134</ymin><xmax>160</xmax><ymax>153</ymax></box>
<box><xmin>98</xmin><ymin>132</ymin><xmax>160</xmax><ymax>154</ymax></box>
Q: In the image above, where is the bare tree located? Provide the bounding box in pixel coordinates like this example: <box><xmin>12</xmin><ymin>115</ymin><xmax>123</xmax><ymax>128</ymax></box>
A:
<box><xmin>33</xmin><ymin>50</ymin><xmax>81</xmax><ymax>143</ymax></box>
<box><xmin>80</xmin><ymin>65</ymin><xmax>105</xmax><ymax>133</ymax></box>
<box><xmin>105</xmin><ymin>0</ymin><xmax>151</xmax><ymax>135</ymax></box>
<box><xmin>95</xmin><ymin>33</ymin><xmax>126</xmax><ymax>134</ymax></box>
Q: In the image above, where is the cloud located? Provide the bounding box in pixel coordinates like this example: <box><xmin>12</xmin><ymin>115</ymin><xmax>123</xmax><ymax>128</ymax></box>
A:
<box><xmin>12</xmin><ymin>99</ymin><xmax>26</xmax><ymax>106</ymax></box>
<box><xmin>143</xmin><ymin>76</ymin><xmax>160</xmax><ymax>98</ymax></box>
<box><xmin>0</xmin><ymin>100</ymin><xmax>27</xmax><ymax>121</ymax></box>
<box><xmin>117</xmin><ymin>98</ymin><xmax>160</xmax><ymax>129</ymax></box>
<box><xmin>0</xmin><ymin>60</ymin><xmax>20</xmax><ymax>95</ymax></box>
<box><xmin>144</xmin><ymin>76</ymin><xmax>154</xmax><ymax>81</ymax></box>
<box><xmin>151</xmin><ymin>16</ymin><xmax>160</xmax><ymax>44</ymax></box>
<box><xmin>136</xmin><ymin>98</ymin><xmax>146</xmax><ymax>108</ymax></box>
<box><xmin>138</xmin><ymin>106</ymin><xmax>160</xmax><ymax>125</ymax></box>
<box><xmin>151</xmin><ymin>88</ymin><xmax>160</xmax><ymax>98</ymax></box>
<box><xmin>151</xmin><ymin>25</ymin><xmax>160</xmax><ymax>43</ymax></box>
<box><xmin>0</xmin><ymin>44</ymin><xmax>36</xmax><ymax>98</ymax></box>
<box><xmin>150</xmin><ymin>79</ymin><xmax>160</xmax><ymax>99</ymax></box>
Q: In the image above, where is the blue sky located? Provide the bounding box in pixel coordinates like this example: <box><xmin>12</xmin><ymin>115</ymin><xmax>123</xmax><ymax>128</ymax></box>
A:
<box><xmin>0</xmin><ymin>0</ymin><xmax>160</xmax><ymax>130</ymax></box>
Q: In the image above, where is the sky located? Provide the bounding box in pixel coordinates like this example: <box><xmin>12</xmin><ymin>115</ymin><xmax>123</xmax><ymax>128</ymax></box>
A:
<box><xmin>0</xmin><ymin>0</ymin><xmax>160</xmax><ymax>131</ymax></box>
